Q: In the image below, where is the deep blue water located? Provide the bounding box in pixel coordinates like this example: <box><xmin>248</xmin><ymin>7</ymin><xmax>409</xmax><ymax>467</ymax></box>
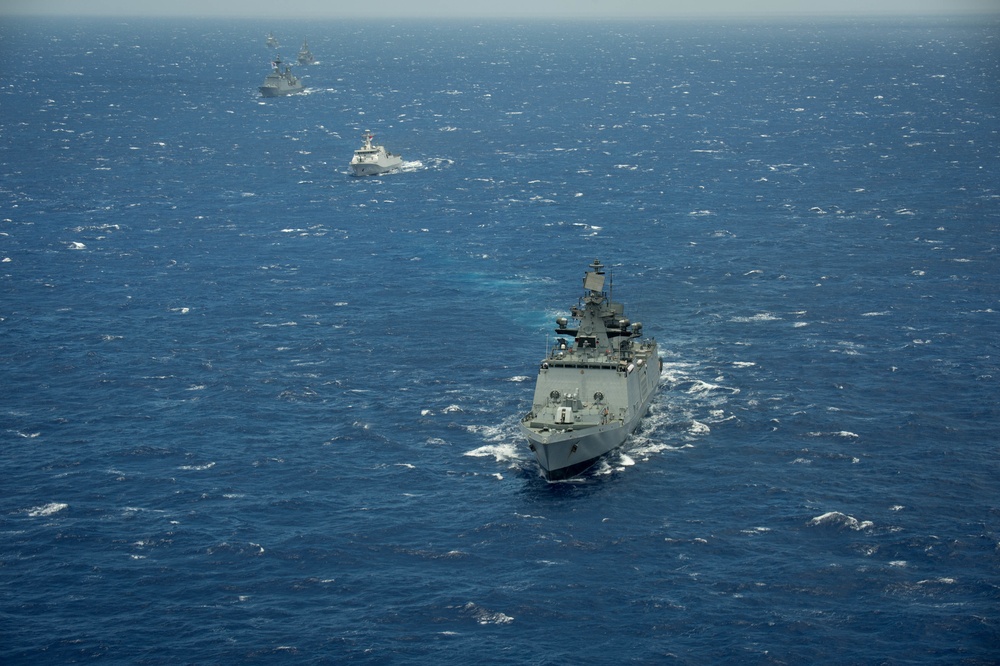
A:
<box><xmin>2</xmin><ymin>15</ymin><xmax>999</xmax><ymax>664</ymax></box>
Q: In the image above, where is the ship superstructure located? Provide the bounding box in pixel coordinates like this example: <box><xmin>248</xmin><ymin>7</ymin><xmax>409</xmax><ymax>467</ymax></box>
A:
<box><xmin>520</xmin><ymin>259</ymin><xmax>661</xmax><ymax>480</ymax></box>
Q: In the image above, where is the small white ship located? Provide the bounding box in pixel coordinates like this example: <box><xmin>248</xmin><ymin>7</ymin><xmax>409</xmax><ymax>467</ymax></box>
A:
<box><xmin>258</xmin><ymin>56</ymin><xmax>303</xmax><ymax>97</ymax></box>
<box><xmin>520</xmin><ymin>259</ymin><xmax>662</xmax><ymax>480</ymax></box>
<box><xmin>350</xmin><ymin>131</ymin><xmax>403</xmax><ymax>176</ymax></box>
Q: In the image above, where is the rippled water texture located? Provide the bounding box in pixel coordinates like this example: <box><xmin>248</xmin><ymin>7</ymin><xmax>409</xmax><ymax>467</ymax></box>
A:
<box><xmin>2</xmin><ymin>16</ymin><xmax>998</xmax><ymax>664</ymax></box>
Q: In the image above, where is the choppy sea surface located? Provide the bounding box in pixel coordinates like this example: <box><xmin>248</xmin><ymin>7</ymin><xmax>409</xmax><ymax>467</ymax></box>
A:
<box><xmin>1</xmin><ymin>15</ymin><xmax>998</xmax><ymax>664</ymax></box>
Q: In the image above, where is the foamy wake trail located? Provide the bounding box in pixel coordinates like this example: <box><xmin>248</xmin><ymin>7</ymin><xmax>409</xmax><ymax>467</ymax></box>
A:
<box><xmin>464</xmin><ymin>442</ymin><xmax>523</xmax><ymax>463</ymax></box>
<box><xmin>680</xmin><ymin>379</ymin><xmax>740</xmax><ymax>395</ymax></box>
<box><xmin>399</xmin><ymin>157</ymin><xmax>454</xmax><ymax>172</ymax></box>
<box><xmin>464</xmin><ymin>419</ymin><xmax>528</xmax><ymax>464</ymax></box>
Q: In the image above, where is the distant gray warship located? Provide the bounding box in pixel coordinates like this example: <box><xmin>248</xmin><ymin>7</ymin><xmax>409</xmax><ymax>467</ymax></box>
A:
<box><xmin>520</xmin><ymin>259</ymin><xmax>661</xmax><ymax>480</ymax></box>
<box><xmin>297</xmin><ymin>40</ymin><xmax>314</xmax><ymax>65</ymax></box>
<box><xmin>258</xmin><ymin>56</ymin><xmax>303</xmax><ymax>97</ymax></box>
<box><xmin>350</xmin><ymin>131</ymin><xmax>402</xmax><ymax>176</ymax></box>
<box><xmin>266</xmin><ymin>32</ymin><xmax>279</xmax><ymax>48</ymax></box>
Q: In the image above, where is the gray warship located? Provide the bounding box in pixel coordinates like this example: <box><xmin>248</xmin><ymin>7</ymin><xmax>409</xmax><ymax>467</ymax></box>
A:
<box><xmin>520</xmin><ymin>259</ymin><xmax>661</xmax><ymax>480</ymax></box>
<box><xmin>297</xmin><ymin>40</ymin><xmax>314</xmax><ymax>65</ymax></box>
<box><xmin>350</xmin><ymin>131</ymin><xmax>402</xmax><ymax>176</ymax></box>
<box><xmin>258</xmin><ymin>56</ymin><xmax>303</xmax><ymax>97</ymax></box>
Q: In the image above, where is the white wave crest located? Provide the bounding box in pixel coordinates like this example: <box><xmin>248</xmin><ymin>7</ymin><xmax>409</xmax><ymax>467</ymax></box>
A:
<box><xmin>682</xmin><ymin>379</ymin><xmax>740</xmax><ymax>395</ymax></box>
<box><xmin>179</xmin><ymin>462</ymin><xmax>216</xmax><ymax>471</ymax></box>
<box><xmin>806</xmin><ymin>431</ymin><xmax>859</xmax><ymax>439</ymax></box>
<box><xmin>807</xmin><ymin>511</ymin><xmax>873</xmax><ymax>531</ymax></box>
<box><xmin>27</xmin><ymin>502</ymin><xmax>68</xmax><ymax>517</ymax></box>
<box><xmin>688</xmin><ymin>421</ymin><xmax>710</xmax><ymax>435</ymax></box>
<box><xmin>730</xmin><ymin>313</ymin><xmax>780</xmax><ymax>323</ymax></box>
<box><xmin>462</xmin><ymin>601</ymin><xmax>514</xmax><ymax>625</ymax></box>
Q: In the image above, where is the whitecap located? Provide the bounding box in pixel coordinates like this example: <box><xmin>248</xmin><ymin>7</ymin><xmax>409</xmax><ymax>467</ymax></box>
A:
<box><xmin>27</xmin><ymin>502</ymin><xmax>68</xmax><ymax>517</ymax></box>
<box><xmin>741</xmin><ymin>526</ymin><xmax>772</xmax><ymax>535</ymax></box>
<box><xmin>917</xmin><ymin>577</ymin><xmax>955</xmax><ymax>585</ymax></box>
<box><xmin>462</xmin><ymin>601</ymin><xmax>514</xmax><ymax>625</ymax></box>
<box><xmin>807</xmin><ymin>511</ymin><xmax>873</xmax><ymax>530</ymax></box>
<box><xmin>805</xmin><ymin>431</ymin><xmax>859</xmax><ymax>439</ymax></box>
<box><xmin>683</xmin><ymin>379</ymin><xmax>739</xmax><ymax>395</ymax></box>
<box><xmin>178</xmin><ymin>462</ymin><xmax>215</xmax><ymax>471</ymax></box>
<box><xmin>730</xmin><ymin>313</ymin><xmax>780</xmax><ymax>323</ymax></box>
<box><xmin>688</xmin><ymin>421</ymin><xmax>710</xmax><ymax>435</ymax></box>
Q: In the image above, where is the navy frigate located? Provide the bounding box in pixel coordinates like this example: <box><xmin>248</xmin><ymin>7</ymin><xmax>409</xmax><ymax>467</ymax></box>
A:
<box><xmin>297</xmin><ymin>40</ymin><xmax>314</xmax><ymax>65</ymax></box>
<box><xmin>350</xmin><ymin>131</ymin><xmax>403</xmax><ymax>176</ymax></box>
<box><xmin>258</xmin><ymin>56</ymin><xmax>303</xmax><ymax>97</ymax></box>
<box><xmin>520</xmin><ymin>259</ymin><xmax>661</xmax><ymax>480</ymax></box>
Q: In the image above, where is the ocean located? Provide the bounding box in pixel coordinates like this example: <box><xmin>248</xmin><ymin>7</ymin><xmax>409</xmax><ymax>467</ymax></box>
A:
<box><xmin>1</xmin><ymin>15</ymin><xmax>998</xmax><ymax>664</ymax></box>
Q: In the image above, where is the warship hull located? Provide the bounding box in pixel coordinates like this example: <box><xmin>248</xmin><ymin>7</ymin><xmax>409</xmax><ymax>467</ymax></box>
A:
<box><xmin>351</xmin><ymin>157</ymin><xmax>402</xmax><ymax>176</ymax></box>
<box><xmin>520</xmin><ymin>259</ymin><xmax>661</xmax><ymax>480</ymax></box>
<box><xmin>521</xmin><ymin>352</ymin><xmax>659</xmax><ymax>480</ymax></box>
<box><xmin>258</xmin><ymin>83</ymin><xmax>302</xmax><ymax>97</ymax></box>
<box><xmin>521</xmin><ymin>419</ymin><xmax>634</xmax><ymax>481</ymax></box>
<box><xmin>258</xmin><ymin>56</ymin><xmax>302</xmax><ymax>98</ymax></box>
